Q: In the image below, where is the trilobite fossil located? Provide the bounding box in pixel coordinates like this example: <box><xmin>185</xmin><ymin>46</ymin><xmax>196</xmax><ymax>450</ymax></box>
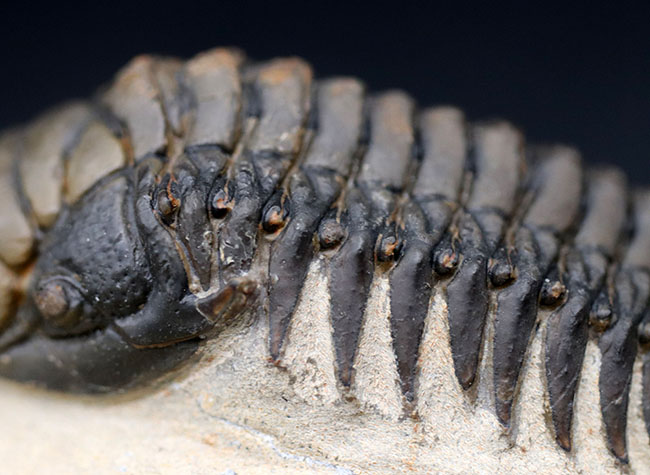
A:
<box><xmin>0</xmin><ymin>47</ymin><xmax>648</xmax><ymax>467</ymax></box>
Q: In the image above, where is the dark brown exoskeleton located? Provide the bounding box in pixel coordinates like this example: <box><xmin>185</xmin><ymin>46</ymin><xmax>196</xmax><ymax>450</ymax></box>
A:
<box><xmin>0</xmin><ymin>51</ymin><xmax>266</xmax><ymax>392</ymax></box>
<box><xmin>0</xmin><ymin>47</ymin><xmax>649</xmax><ymax>465</ymax></box>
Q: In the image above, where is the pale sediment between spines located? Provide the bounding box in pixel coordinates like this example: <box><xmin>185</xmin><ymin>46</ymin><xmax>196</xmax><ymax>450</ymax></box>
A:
<box><xmin>0</xmin><ymin>47</ymin><xmax>649</xmax><ymax>465</ymax></box>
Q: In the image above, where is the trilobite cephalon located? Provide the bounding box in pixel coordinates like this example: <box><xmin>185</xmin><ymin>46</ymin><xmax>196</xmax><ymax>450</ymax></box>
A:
<box><xmin>0</xmin><ymin>48</ymin><xmax>647</xmax><ymax>463</ymax></box>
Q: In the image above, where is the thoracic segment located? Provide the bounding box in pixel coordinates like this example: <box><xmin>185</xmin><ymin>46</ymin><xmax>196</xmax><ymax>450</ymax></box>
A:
<box><xmin>0</xmin><ymin>48</ymin><xmax>648</xmax><ymax>463</ymax></box>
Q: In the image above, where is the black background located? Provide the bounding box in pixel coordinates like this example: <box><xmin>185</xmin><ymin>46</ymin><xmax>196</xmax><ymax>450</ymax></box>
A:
<box><xmin>1</xmin><ymin>3</ymin><xmax>648</xmax><ymax>182</ymax></box>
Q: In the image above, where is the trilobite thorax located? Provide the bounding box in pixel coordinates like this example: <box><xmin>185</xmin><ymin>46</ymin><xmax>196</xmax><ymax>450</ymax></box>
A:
<box><xmin>0</xmin><ymin>47</ymin><xmax>648</xmax><ymax>467</ymax></box>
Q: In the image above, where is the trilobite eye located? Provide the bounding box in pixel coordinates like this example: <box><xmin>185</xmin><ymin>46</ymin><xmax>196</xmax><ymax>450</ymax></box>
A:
<box><xmin>211</xmin><ymin>190</ymin><xmax>232</xmax><ymax>219</ymax></box>
<box><xmin>156</xmin><ymin>188</ymin><xmax>180</xmax><ymax>226</ymax></box>
<box><xmin>33</xmin><ymin>280</ymin><xmax>83</xmax><ymax>328</ymax></box>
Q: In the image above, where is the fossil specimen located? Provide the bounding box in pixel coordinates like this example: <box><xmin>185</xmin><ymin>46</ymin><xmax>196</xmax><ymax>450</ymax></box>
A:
<box><xmin>0</xmin><ymin>47</ymin><xmax>647</xmax><ymax>467</ymax></box>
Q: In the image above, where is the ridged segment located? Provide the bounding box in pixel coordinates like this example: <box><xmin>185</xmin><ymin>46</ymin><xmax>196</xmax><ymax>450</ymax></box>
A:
<box><xmin>329</xmin><ymin>91</ymin><xmax>415</xmax><ymax>388</ymax></box>
<box><xmin>267</xmin><ymin>78</ymin><xmax>365</xmax><ymax>361</ymax></box>
<box><xmin>413</xmin><ymin>107</ymin><xmax>466</xmax><ymax>203</ymax></box>
<box><xmin>65</xmin><ymin>119</ymin><xmax>126</xmax><ymax>202</ymax></box>
<box><xmin>385</xmin><ymin>108</ymin><xmax>468</xmax><ymax>399</ymax></box>
<box><xmin>544</xmin><ymin>169</ymin><xmax>627</xmax><ymax>452</ymax></box>
<box><xmin>0</xmin><ymin>260</ymin><xmax>15</xmax><ymax>328</ymax></box>
<box><xmin>598</xmin><ymin>191</ymin><xmax>650</xmax><ymax>462</ymax></box>
<box><xmin>217</xmin><ymin>57</ymin><xmax>313</xmax><ymax>289</ymax></box>
<box><xmin>18</xmin><ymin>103</ymin><xmax>92</xmax><ymax>227</ymax></box>
<box><xmin>0</xmin><ymin>132</ymin><xmax>34</xmax><ymax>266</ymax></box>
<box><xmin>492</xmin><ymin>146</ymin><xmax>583</xmax><ymax>427</ymax></box>
<box><xmin>444</xmin><ymin>121</ymin><xmax>524</xmax><ymax>390</ymax></box>
<box><xmin>247</xmin><ymin>58</ymin><xmax>312</xmax><ymax>155</ymax></box>
<box><xmin>153</xmin><ymin>58</ymin><xmax>188</xmax><ymax>138</ymax></box>
<box><xmin>184</xmin><ymin>48</ymin><xmax>244</xmax><ymax>149</ymax></box>
<box><xmin>102</xmin><ymin>56</ymin><xmax>167</xmax><ymax>159</ymax></box>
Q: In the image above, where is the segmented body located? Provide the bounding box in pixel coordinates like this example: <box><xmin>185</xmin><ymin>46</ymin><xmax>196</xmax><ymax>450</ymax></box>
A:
<box><xmin>0</xmin><ymin>48</ymin><xmax>648</xmax><ymax>466</ymax></box>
